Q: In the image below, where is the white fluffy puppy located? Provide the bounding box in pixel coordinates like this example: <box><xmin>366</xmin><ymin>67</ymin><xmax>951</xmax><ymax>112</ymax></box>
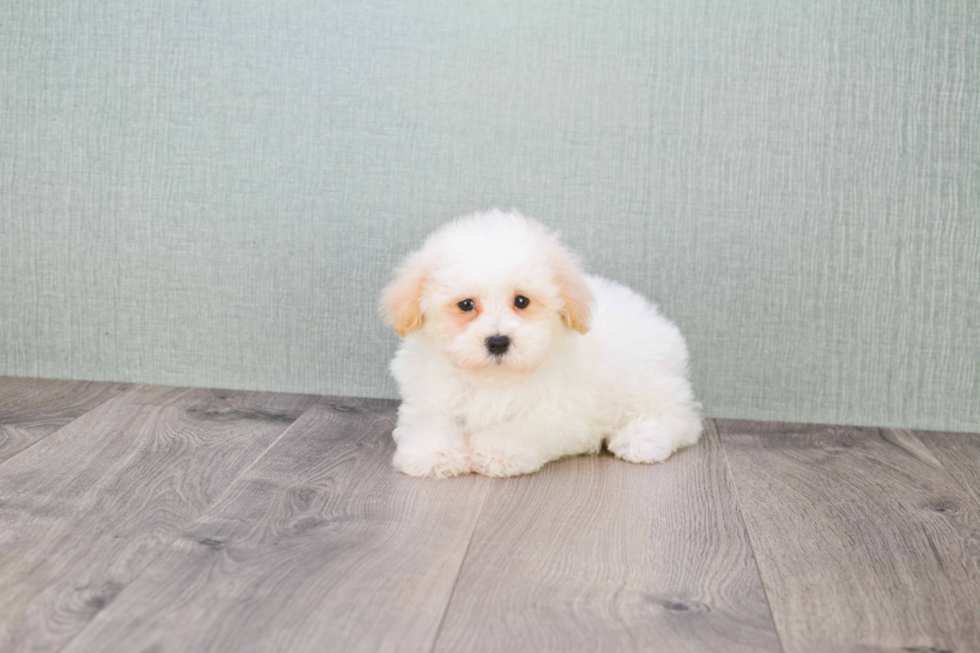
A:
<box><xmin>381</xmin><ymin>210</ymin><xmax>702</xmax><ymax>478</ymax></box>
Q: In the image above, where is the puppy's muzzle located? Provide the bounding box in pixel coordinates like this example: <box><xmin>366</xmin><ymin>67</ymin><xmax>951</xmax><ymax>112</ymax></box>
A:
<box><xmin>485</xmin><ymin>334</ymin><xmax>510</xmax><ymax>356</ymax></box>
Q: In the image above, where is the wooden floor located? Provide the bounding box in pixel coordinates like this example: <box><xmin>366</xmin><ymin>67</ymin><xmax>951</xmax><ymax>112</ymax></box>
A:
<box><xmin>1</xmin><ymin>378</ymin><xmax>978</xmax><ymax>653</ymax></box>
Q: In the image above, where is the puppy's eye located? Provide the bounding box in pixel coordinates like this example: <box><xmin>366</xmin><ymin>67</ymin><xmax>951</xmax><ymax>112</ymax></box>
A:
<box><xmin>458</xmin><ymin>299</ymin><xmax>476</xmax><ymax>312</ymax></box>
<box><xmin>514</xmin><ymin>295</ymin><xmax>530</xmax><ymax>309</ymax></box>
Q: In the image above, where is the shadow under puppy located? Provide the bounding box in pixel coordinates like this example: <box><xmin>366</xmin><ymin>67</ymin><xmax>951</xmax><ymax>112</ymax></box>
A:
<box><xmin>381</xmin><ymin>210</ymin><xmax>702</xmax><ymax>478</ymax></box>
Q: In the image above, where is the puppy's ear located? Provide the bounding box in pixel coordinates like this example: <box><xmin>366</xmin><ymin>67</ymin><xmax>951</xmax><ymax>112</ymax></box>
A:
<box><xmin>381</xmin><ymin>251</ymin><xmax>427</xmax><ymax>337</ymax></box>
<box><xmin>552</xmin><ymin>247</ymin><xmax>594</xmax><ymax>335</ymax></box>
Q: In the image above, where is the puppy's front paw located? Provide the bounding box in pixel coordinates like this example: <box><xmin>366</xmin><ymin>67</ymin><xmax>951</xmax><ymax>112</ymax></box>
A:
<box><xmin>469</xmin><ymin>445</ymin><xmax>543</xmax><ymax>478</ymax></box>
<box><xmin>607</xmin><ymin>417</ymin><xmax>701</xmax><ymax>464</ymax></box>
<box><xmin>392</xmin><ymin>442</ymin><xmax>471</xmax><ymax>478</ymax></box>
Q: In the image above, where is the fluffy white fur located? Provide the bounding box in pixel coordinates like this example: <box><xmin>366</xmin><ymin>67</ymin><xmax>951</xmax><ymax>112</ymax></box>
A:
<box><xmin>381</xmin><ymin>210</ymin><xmax>702</xmax><ymax>478</ymax></box>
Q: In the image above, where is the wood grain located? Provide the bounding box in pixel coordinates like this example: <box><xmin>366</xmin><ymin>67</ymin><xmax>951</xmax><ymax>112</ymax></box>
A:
<box><xmin>918</xmin><ymin>429</ymin><xmax>980</xmax><ymax>509</ymax></box>
<box><xmin>432</xmin><ymin>421</ymin><xmax>781</xmax><ymax>653</ymax></box>
<box><xmin>718</xmin><ymin>419</ymin><xmax>980</xmax><ymax>653</ymax></box>
<box><xmin>62</xmin><ymin>398</ymin><xmax>492</xmax><ymax>653</ymax></box>
<box><xmin>0</xmin><ymin>385</ymin><xmax>316</xmax><ymax>653</ymax></box>
<box><xmin>7</xmin><ymin>376</ymin><xmax>979</xmax><ymax>653</ymax></box>
<box><xmin>105</xmin><ymin>383</ymin><xmax>320</xmax><ymax>415</ymax></box>
<box><xmin>0</xmin><ymin>376</ymin><xmax>130</xmax><ymax>463</ymax></box>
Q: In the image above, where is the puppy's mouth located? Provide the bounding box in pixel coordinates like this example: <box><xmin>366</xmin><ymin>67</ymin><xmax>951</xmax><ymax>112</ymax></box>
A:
<box><xmin>482</xmin><ymin>351</ymin><xmax>508</xmax><ymax>367</ymax></box>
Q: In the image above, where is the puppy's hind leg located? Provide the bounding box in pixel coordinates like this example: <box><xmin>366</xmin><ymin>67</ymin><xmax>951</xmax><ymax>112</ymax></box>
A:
<box><xmin>607</xmin><ymin>397</ymin><xmax>703</xmax><ymax>464</ymax></box>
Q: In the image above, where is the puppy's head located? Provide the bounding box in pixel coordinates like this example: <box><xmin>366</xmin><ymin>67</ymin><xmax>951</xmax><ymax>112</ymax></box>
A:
<box><xmin>381</xmin><ymin>210</ymin><xmax>594</xmax><ymax>377</ymax></box>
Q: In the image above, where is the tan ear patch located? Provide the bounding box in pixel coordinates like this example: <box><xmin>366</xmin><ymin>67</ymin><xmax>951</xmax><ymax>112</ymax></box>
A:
<box><xmin>552</xmin><ymin>249</ymin><xmax>594</xmax><ymax>335</ymax></box>
<box><xmin>380</xmin><ymin>252</ymin><xmax>427</xmax><ymax>336</ymax></box>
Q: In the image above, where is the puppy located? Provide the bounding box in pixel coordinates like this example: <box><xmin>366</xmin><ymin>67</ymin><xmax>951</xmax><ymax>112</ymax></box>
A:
<box><xmin>380</xmin><ymin>210</ymin><xmax>702</xmax><ymax>478</ymax></box>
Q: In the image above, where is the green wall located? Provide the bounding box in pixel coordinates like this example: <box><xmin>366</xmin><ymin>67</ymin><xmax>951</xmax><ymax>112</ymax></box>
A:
<box><xmin>2</xmin><ymin>1</ymin><xmax>978</xmax><ymax>431</ymax></box>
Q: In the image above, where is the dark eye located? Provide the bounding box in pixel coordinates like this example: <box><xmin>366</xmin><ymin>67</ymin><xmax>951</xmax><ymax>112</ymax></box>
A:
<box><xmin>458</xmin><ymin>299</ymin><xmax>475</xmax><ymax>312</ymax></box>
<box><xmin>514</xmin><ymin>295</ymin><xmax>530</xmax><ymax>309</ymax></box>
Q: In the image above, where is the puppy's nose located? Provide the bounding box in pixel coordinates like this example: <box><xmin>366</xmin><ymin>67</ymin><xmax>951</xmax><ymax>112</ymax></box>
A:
<box><xmin>485</xmin><ymin>334</ymin><xmax>510</xmax><ymax>356</ymax></box>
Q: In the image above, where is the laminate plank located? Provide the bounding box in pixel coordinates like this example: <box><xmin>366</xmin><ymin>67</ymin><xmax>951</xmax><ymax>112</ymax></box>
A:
<box><xmin>0</xmin><ymin>385</ymin><xmax>317</xmax><ymax>653</ymax></box>
<box><xmin>106</xmin><ymin>382</ymin><xmax>320</xmax><ymax>416</ymax></box>
<box><xmin>718</xmin><ymin>419</ymin><xmax>980</xmax><ymax>653</ymax></box>
<box><xmin>918</xmin><ymin>429</ymin><xmax>980</xmax><ymax>509</ymax></box>
<box><xmin>62</xmin><ymin>398</ymin><xmax>492</xmax><ymax>653</ymax></box>
<box><xmin>0</xmin><ymin>377</ymin><xmax>131</xmax><ymax>463</ymax></box>
<box><xmin>432</xmin><ymin>421</ymin><xmax>781</xmax><ymax>653</ymax></box>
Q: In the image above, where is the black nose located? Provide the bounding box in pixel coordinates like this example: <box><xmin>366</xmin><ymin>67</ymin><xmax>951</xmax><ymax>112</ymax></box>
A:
<box><xmin>485</xmin><ymin>334</ymin><xmax>510</xmax><ymax>356</ymax></box>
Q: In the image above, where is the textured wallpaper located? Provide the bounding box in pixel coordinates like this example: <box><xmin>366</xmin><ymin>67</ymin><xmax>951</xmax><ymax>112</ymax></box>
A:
<box><xmin>1</xmin><ymin>0</ymin><xmax>978</xmax><ymax>431</ymax></box>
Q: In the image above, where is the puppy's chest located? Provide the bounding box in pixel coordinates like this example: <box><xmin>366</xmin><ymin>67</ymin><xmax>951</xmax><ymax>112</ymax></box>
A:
<box><xmin>450</xmin><ymin>389</ymin><xmax>527</xmax><ymax>433</ymax></box>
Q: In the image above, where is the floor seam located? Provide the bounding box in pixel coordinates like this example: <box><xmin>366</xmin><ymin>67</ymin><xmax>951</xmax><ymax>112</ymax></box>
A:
<box><xmin>912</xmin><ymin>428</ymin><xmax>980</xmax><ymax>512</ymax></box>
<box><xmin>427</xmin><ymin>477</ymin><xmax>493</xmax><ymax>653</ymax></box>
<box><xmin>50</xmin><ymin>400</ymin><xmax>320</xmax><ymax>653</ymax></box>
<box><xmin>714</xmin><ymin>418</ymin><xmax>789</xmax><ymax>653</ymax></box>
<box><xmin>0</xmin><ymin>382</ymin><xmax>132</xmax><ymax>471</ymax></box>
